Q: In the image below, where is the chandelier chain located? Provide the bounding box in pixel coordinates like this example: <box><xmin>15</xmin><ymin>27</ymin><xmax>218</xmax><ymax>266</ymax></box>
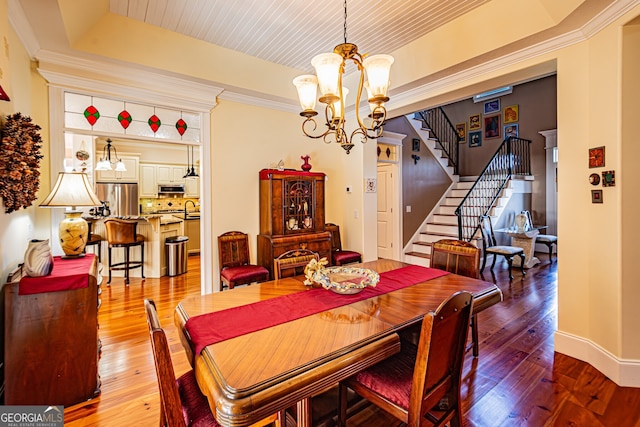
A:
<box><xmin>343</xmin><ymin>0</ymin><xmax>348</xmax><ymax>44</ymax></box>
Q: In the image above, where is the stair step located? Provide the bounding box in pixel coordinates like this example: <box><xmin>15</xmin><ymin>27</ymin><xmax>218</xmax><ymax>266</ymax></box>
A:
<box><xmin>405</xmin><ymin>251</ymin><xmax>430</xmax><ymax>259</ymax></box>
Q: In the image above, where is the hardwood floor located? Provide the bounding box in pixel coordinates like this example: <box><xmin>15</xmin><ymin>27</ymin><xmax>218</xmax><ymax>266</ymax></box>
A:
<box><xmin>63</xmin><ymin>255</ymin><xmax>640</xmax><ymax>426</ymax></box>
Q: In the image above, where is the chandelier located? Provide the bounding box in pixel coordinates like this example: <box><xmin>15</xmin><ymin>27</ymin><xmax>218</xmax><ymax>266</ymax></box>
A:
<box><xmin>95</xmin><ymin>138</ymin><xmax>126</xmax><ymax>171</ymax></box>
<box><xmin>293</xmin><ymin>0</ymin><xmax>394</xmax><ymax>154</ymax></box>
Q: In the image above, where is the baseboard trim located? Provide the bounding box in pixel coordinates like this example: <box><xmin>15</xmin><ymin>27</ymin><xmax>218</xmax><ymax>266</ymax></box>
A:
<box><xmin>555</xmin><ymin>331</ymin><xmax>640</xmax><ymax>387</ymax></box>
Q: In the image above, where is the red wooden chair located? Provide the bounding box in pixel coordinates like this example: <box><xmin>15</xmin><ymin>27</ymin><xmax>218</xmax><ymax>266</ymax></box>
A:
<box><xmin>338</xmin><ymin>291</ymin><xmax>474</xmax><ymax>427</ymax></box>
<box><xmin>218</xmin><ymin>231</ymin><xmax>268</xmax><ymax>290</ymax></box>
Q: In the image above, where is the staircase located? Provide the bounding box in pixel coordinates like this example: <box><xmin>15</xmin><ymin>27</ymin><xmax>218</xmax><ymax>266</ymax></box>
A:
<box><xmin>404</xmin><ymin>177</ymin><xmax>515</xmax><ymax>267</ymax></box>
<box><xmin>403</xmin><ymin>113</ymin><xmax>527</xmax><ymax>267</ymax></box>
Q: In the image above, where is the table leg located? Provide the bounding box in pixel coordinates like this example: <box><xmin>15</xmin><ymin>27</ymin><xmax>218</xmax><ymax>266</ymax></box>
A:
<box><xmin>297</xmin><ymin>397</ymin><xmax>312</xmax><ymax>427</ymax></box>
<box><xmin>510</xmin><ymin>235</ymin><xmax>540</xmax><ymax>268</ymax></box>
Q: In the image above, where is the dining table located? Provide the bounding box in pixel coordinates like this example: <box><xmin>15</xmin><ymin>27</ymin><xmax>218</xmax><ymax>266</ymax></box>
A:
<box><xmin>174</xmin><ymin>259</ymin><xmax>503</xmax><ymax>427</ymax></box>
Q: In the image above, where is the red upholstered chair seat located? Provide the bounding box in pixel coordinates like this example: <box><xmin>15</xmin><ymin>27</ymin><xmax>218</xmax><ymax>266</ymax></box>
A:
<box><xmin>220</xmin><ymin>265</ymin><xmax>269</xmax><ymax>284</ymax></box>
<box><xmin>350</xmin><ymin>340</ymin><xmax>418</xmax><ymax>409</ymax></box>
<box><xmin>177</xmin><ymin>370</ymin><xmax>221</xmax><ymax>426</ymax></box>
<box><xmin>332</xmin><ymin>250</ymin><xmax>362</xmax><ymax>266</ymax></box>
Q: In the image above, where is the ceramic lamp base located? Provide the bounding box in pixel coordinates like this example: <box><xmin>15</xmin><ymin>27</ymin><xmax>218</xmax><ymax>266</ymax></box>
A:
<box><xmin>59</xmin><ymin>211</ymin><xmax>89</xmax><ymax>257</ymax></box>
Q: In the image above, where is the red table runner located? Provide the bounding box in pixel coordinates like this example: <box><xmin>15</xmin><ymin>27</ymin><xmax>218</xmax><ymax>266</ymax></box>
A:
<box><xmin>186</xmin><ymin>265</ymin><xmax>448</xmax><ymax>355</ymax></box>
<box><xmin>19</xmin><ymin>254</ymin><xmax>94</xmax><ymax>295</ymax></box>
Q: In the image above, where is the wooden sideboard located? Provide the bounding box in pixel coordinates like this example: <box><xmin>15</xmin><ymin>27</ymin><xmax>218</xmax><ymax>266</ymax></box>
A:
<box><xmin>3</xmin><ymin>255</ymin><xmax>101</xmax><ymax>406</ymax></box>
<box><xmin>257</xmin><ymin>169</ymin><xmax>331</xmax><ymax>278</ymax></box>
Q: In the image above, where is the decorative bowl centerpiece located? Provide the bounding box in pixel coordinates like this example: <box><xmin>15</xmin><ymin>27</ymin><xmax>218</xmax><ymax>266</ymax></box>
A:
<box><xmin>304</xmin><ymin>258</ymin><xmax>380</xmax><ymax>295</ymax></box>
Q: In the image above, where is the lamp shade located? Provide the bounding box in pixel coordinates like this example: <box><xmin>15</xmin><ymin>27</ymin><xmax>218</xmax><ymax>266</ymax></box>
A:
<box><xmin>312</xmin><ymin>52</ymin><xmax>342</xmax><ymax>101</ymax></box>
<box><xmin>40</xmin><ymin>172</ymin><xmax>102</xmax><ymax>258</ymax></box>
<box><xmin>293</xmin><ymin>74</ymin><xmax>319</xmax><ymax>112</ymax></box>
<box><xmin>40</xmin><ymin>172</ymin><xmax>102</xmax><ymax>209</ymax></box>
<box><xmin>363</xmin><ymin>54</ymin><xmax>394</xmax><ymax>98</ymax></box>
<box><xmin>332</xmin><ymin>87</ymin><xmax>349</xmax><ymax>119</ymax></box>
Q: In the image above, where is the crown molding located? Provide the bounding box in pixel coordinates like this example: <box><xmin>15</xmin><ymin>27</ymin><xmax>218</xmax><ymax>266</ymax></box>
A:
<box><xmin>217</xmin><ymin>90</ymin><xmax>299</xmax><ymax>114</ymax></box>
<box><xmin>8</xmin><ymin>0</ymin><xmax>40</xmax><ymax>57</ymax></box>
<box><xmin>36</xmin><ymin>51</ymin><xmax>221</xmax><ymax>112</ymax></box>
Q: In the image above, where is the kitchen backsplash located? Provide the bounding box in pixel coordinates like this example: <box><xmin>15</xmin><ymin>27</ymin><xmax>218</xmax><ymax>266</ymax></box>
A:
<box><xmin>140</xmin><ymin>197</ymin><xmax>200</xmax><ymax>214</ymax></box>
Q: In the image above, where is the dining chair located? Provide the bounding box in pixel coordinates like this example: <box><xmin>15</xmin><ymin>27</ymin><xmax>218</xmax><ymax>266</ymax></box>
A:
<box><xmin>338</xmin><ymin>291</ymin><xmax>474</xmax><ymax>427</ymax></box>
<box><xmin>144</xmin><ymin>299</ymin><xmax>283</xmax><ymax>427</ymax></box>
<box><xmin>325</xmin><ymin>223</ymin><xmax>362</xmax><ymax>266</ymax></box>
<box><xmin>522</xmin><ymin>210</ymin><xmax>557</xmax><ymax>262</ymax></box>
<box><xmin>478</xmin><ymin>215</ymin><xmax>526</xmax><ymax>280</ymax></box>
<box><xmin>104</xmin><ymin>219</ymin><xmax>145</xmax><ymax>285</ymax></box>
<box><xmin>430</xmin><ymin>239</ymin><xmax>483</xmax><ymax>357</ymax></box>
<box><xmin>273</xmin><ymin>249</ymin><xmax>319</xmax><ymax>279</ymax></box>
<box><xmin>218</xmin><ymin>231</ymin><xmax>269</xmax><ymax>289</ymax></box>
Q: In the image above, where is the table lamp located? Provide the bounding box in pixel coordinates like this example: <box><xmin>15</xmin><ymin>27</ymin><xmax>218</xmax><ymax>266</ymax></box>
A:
<box><xmin>40</xmin><ymin>171</ymin><xmax>102</xmax><ymax>258</ymax></box>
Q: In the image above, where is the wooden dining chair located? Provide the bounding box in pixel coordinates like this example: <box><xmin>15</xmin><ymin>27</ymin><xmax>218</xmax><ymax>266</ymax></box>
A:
<box><xmin>478</xmin><ymin>215</ymin><xmax>526</xmax><ymax>280</ymax></box>
<box><xmin>522</xmin><ymin>210</ymin><xmax>557</xmax><ymax>262</ymax></box>
<box><xmin>218</xmin><ymin>231</ymin><xmax>269</xmax><ymax>289</ymax></box>
<box><xmin>338</xmin><ymin>291</ymin><xmax>474</xmax><ymax>427</ymax></box>
<box><xmin>325</xmin><ymin>223</ymin><xmax>362</xmax><ymax>266</ymax></box>
<box><xmin>144</xmin><ymin>299</ymin><xmax>283</xmax><ymax>427</ymax></box>
<box><xmin>273</xmin><ymin>249</ymin><xmax>319</xmax><ymax>279</ymax></box>
<box><xmin>430</xmin><ymin>239</ymin><xmax>483</xmax><ymax>357</ymax></box>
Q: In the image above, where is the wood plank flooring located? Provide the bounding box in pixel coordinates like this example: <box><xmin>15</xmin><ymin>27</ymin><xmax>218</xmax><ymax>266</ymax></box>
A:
<box><xmin>63</xmin><ymin>255</ymin><xmax>640</xmax><ymax>426</ymax></box>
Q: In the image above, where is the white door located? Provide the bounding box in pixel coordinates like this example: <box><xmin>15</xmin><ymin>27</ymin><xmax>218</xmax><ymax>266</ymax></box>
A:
<box><xmin>377</xmin><ymin>163</ymin><xmax>397</xmax><ymax>259</ymax></box>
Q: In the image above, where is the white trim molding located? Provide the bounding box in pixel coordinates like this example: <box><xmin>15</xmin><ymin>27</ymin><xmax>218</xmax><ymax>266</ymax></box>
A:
<box><xmin>555</xmin><ymin>330</ymin><xmax>640</xmax><ymax>388</ymax></box>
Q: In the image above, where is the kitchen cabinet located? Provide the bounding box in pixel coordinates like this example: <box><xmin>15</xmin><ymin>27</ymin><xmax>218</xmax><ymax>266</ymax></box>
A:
<box><xmin>157</xmin><ymin>165</ymin><xmax>186</xmax><ymax>184</ymax></box>
<box><xmin>95</xmin><ymin>155</ymin><xmax>139</xmax><ymax>182</ymax></box>
<box><xmin>139</xmin><ymin>164</ymin><xmax>157</xmax><ymax>197</ymax></box>
<box><xmin>184</xmin><ymin>217</ymin><xmax>200</xmax><ymax>254</ymax></box>
<box><xmin>184</xmin><ymin>176</ymin><xmax>200</xmax><ymax>197</ymax></box>
<box><xmin>4</xmin><ymin>256</ymin><xmax>100</xmax><ymax>406</ymax></box>
<box><xmin>257</xmin><ymin>169</ymin><xmax>331</xmax><ymax>279</ymax></box>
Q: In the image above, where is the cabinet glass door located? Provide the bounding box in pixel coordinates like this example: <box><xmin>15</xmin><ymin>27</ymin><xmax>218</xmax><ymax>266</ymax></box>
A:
<box><xmin>283</xmin><ymin>179</ymin><xmax>315</xmax><ymax>233</ymax></box>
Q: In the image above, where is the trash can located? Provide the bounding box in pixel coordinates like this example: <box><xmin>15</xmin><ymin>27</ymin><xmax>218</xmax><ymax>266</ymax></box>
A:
<box><xmin>166</xmin><ymin>236</ymin><xmax>189</xmax><ymax>276</ymax></box>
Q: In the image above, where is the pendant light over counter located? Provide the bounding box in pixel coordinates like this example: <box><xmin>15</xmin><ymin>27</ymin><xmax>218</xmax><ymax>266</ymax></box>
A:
<box><xmin>183</xmin><ymin>145</ymin><xmax>199</xmax><ymax>178</ymax></box>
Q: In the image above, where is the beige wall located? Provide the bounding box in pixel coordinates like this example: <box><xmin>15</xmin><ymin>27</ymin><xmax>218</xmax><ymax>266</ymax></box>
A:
<box><xmin>0</xmin><ymin>1</ymin><xmax>50</xmax><ymax>281</ymax></box>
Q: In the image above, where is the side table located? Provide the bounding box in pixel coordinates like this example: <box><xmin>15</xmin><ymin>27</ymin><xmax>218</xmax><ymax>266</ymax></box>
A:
<box><xmin>504</xmin><ymin>228</ymin><xmax>540</xmax><ymax>268</ymax></box>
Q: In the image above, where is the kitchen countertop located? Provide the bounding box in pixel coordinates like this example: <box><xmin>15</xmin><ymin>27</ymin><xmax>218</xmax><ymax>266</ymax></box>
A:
<box><xmin>173</xmin><ymin>213</ymin><xmax>200</xmax><ymax>220</ymax></box>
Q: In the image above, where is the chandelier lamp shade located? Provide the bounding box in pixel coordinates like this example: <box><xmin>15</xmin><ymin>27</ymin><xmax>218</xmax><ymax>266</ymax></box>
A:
<box><xmin>40</xmin><ymin>172</ymin><xmax>103</xmax><ymax>258</ymax></box>
<box><xmin>293</xmin><ymin>0</ymin><xmax>394</xmax><ymax>154</ymax></box>
<box><xmin>95</xmin><ymin>138</ymin><xmax>127</xmax><ymax>171</ymax></box>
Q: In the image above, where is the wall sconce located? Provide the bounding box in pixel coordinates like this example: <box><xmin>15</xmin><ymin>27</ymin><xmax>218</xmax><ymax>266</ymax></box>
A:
<box><xmin>411</xmin><ymin>154</ymin><xmax>420</xmax><ymax>165</ymax></box>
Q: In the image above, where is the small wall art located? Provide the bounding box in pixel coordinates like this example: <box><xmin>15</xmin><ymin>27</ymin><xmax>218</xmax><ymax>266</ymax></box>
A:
<box><xmin>484</xmin><ymin>114</ymin><xmax>501</xmax><ymax>139</ymax></box>
<box><xmin>504</xmin><ymin>105</ymin><xmax>519</xmax><ymax>123</ymax></box>
<box><xmin>588</xmin><ymin>146</ymin><xmax>605</xmax><ymax>168</ymax></box>
<box><xmin>469</xmin><ymin>131</ymin><xmax>482</xmax><ymax>147</ymax></box>
<box><xmin>602</xmin><ymin>170</ymin><xmax>615</xmax><ymax>187</ymax></box>
<box><xmin>365</xmin><ymin>178</ymin><xmax>377</xmax><ymax>193</ymax></box>
<box><xmin>469</xmin><ymin>114</ymin><xmax>481</xmax><ymax>130</ymax></box>
<box><xmin>504</xmin><ymin>124</ymin><xmax>518</xmax><ymax>139</ymax></box>
<box><xmin>484</xmin><ymin>99</ymin><xmax>500</xmax><ymax>114</ymax></box>
<box><xmin>589</xmin><ymin>173</ymin><xmax>600</xmax><ymax>186</ymax></box>
<box><xmin>455</xmin><ymin>123</ymin><xmax>466</xmax><ymax>142</ymax></box>
<box><xmin>412</xmin><ymin>138</ymin><xmax>420</xmax><ymax>152</ymax></box>
<box><xmin>591</xmin><ymin>189</ymin><xmax>603</xmax><ymax>204</ymax></box>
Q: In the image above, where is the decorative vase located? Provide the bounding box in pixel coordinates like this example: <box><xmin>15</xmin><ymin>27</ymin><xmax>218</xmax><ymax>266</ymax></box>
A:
<box><xmin>514</xmin><ymin>213</ymin><xmax>527</xmax><ymax>233</ymax></box>
<box><xmin>23</xmin><ymin>239</ymin><xmax>54</xmax><ymax>277</ymax></box>
<box><xmin>301</xmin><ymin>155</ymin><xmax>312</xmax><ymax>172</ymax></box>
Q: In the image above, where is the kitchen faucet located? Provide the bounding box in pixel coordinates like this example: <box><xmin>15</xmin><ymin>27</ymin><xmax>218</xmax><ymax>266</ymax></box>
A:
<box><xmin>184</xmin><ymin>200</ymin><xmax>197</xmax><ymax>216</ymax></box>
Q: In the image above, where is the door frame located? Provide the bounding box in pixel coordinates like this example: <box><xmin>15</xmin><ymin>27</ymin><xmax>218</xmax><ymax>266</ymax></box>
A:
<box><xmin>376</xmin><ymin>132</ymin><xmax>404</xmax><ymax>261</ymax></box>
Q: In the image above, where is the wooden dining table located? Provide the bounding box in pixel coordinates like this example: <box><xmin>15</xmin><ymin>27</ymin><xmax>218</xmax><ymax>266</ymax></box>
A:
<box><xmin>174</xmin><ymin>259</ymin><xmax>502</xmax><ymax>427</ymax></box>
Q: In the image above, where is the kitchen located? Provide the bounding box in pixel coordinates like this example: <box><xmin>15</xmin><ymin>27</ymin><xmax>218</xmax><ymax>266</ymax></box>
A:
<box><xmin>67</xmin><ymin>134</ymin><xmax>201</xmax><ymax>279</ymax></box>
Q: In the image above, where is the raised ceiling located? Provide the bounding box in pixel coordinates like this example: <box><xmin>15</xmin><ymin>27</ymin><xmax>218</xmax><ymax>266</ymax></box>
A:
<box><xmin>109</xmin><ymin>0</ymin><xmax>490</xmax><ymax>72</ymax></box>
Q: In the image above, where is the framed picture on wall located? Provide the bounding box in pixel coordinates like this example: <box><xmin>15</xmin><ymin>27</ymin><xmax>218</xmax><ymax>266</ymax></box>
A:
<box><xmin>591</xmin><ymin>189</ymin><xmax>603</xmax><ymax>203</ymax></box>
<box><xmin>455</xmin><ymin>123</ymin><xmax>466</xmax><ymax>142</ymax></box>
<box><xmin>484</xmin><ymin>114</ymin><xmax>501</xmax><ymax>139</ymax></box>
<box><xmin>469</xmin><ymin>114</ymin><xmax>481</xmax><ymax>130</ymax></box>
<box><xmin>504</xmin><ymin>123</ymin><xmax>518</xmax><ymax>138</ymax></box>
<box><xmin>469</xmin><ymin>131</ymin><xmax>482</xmax><ymax>147</ymax></box>
<box><xmin>504</xmin><ymin>104</ymin><xmax>519</xmax><ymax>123</ymax></box>
<box><xmin>484</xmin><ymin>99</ymin><xmax>500</xmax><ymax>114</ymax></box>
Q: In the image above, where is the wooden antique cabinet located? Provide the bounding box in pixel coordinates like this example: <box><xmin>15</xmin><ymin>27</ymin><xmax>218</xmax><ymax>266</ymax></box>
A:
<box><xmin>3</xmin><ymin>255</ymin><xmax>101</xmax><ymax>406</ymax></box>
<box><xmin>257</xmin><ymin>169</ymin><xmax>331</xmax><ymax>278</ymax></box>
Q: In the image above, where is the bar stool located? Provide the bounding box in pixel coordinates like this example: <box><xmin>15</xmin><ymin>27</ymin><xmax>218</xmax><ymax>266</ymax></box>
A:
<box><xmin>84</xmin><ymin>219</ymin><xmax>103</xmax><ymax>262</ymax></box>
<box><xmin>104</xmin><ymin>219</ymin><xmax>145</xmax><ymax>285</ymax></box>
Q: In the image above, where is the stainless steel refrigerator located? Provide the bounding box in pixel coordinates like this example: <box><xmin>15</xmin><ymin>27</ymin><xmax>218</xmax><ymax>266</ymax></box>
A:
<box><xmin>95</xmin><ymin>182</ymin><xmax>139</xmax><ymax>216</ymax></box>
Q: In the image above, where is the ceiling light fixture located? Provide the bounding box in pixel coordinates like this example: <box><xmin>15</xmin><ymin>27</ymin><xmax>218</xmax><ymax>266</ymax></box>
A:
<box><xmin>95</xmin><ymin>138</ymin><xmax>126</xmax><ymax>171</ymax></box>
<box><xmin>183</xmin><ymin>145</ymin><xmax>199</xmax><ymax>178</ymax></box>
<box><xmin>293</xmin><ymin>0</ymin><xmax>394</xmax><ymax>154</ymax></box>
